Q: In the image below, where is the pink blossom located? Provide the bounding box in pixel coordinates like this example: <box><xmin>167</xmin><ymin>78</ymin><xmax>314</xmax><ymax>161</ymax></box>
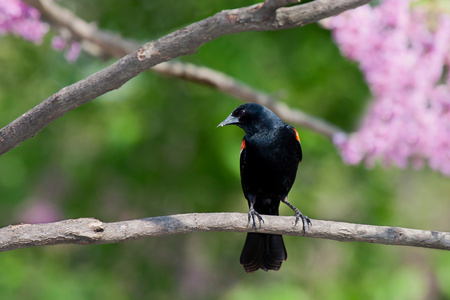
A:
<box><xmin>51</xmin><ymin>36</ymin><xmax>66</xmax><ymax>50</ymax></box>
<box><xmin>52</xmin><ymin>36</ymin><xmax>82</xmax><ymax>62</ymax></box>
<box><xmin>324</xmin><ymin>0</ymin><xmax>450</xmax><ymax>175</ymax></box>
<box><xmin>1</xmin><ymin>0</ymin><xmax>82</xmax><ymax>62</ymax></box>
<box><xmin>0</xmin><ymin>0</ymin><xmax>48</xmax><ymax>43</ymax></box>
<box><xmin>64</xmin><ymin>41</ymin><xmax>81</xmax><ymax>62</ymax></box>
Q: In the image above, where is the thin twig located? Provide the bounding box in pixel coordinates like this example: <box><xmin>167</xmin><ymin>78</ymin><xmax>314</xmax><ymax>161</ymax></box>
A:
<box><xmin>155</xmin><ymin>62</ymin><xmax>342</xmax><ymax>137</ymax></box>
<box><xmin>1</xmin><ymin>213</ymin><xmax>449</xmax><ymax>252</ymax></box>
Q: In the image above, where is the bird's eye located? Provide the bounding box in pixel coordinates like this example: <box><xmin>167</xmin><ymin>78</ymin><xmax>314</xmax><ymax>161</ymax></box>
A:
<box><xmin>239</xmin><ymin>109</ymin><xmax>246</xmax><ymax>116</ymax></box>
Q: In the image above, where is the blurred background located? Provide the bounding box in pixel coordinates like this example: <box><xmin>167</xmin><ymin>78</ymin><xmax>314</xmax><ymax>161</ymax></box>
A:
<box><xmin>1</xmin><ymin>0</ymin><xmax>450</xmax><ymax>299</ymax></box>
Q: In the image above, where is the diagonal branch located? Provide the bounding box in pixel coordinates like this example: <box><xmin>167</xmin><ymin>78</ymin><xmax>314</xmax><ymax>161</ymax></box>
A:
<box><xmin>154</xmin><ymin>62</ymin><xmax>342</xmax><ymax>137</ymax></box>
<box><xmin>1</xmin><ymin>213</ymin><xmax>449</xmax><ymax>252</ymax></box>
<box><xmin>1</xmin><ymin>0</ymin><xmax>370</xmax><ymax>156</ymax></box>
<box><xmin>26</xmin><ymin>0</ymin><xmax>342</xmax><ymax>138</ymax></box>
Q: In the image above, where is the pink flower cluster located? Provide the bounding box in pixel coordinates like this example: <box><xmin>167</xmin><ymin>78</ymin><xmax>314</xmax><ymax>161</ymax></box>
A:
<box><xmin>324</xmin><ymin>0</ymin><xmax>450</xmax><ymax>175</ymax></box>
<box><xmin>51</xmin><ymin>36</ymin><xmax>82</xmax><ymax>62</ymax></box>
<box><xmin>1</xmin><ymin>0</ymin><xmax>81</xmax><ymax>61</ymax></box>
<box><xmin>0</xmin><ymin>0</ymin><xmax>48</xmax><ymax>43</ymax></box>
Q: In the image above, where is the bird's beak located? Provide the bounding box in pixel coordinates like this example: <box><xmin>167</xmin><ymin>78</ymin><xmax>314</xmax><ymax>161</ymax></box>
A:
<box><xmin>217</xmin><ymin>114</ymin><xmax>239</xmax><ymax>128</ymax></box>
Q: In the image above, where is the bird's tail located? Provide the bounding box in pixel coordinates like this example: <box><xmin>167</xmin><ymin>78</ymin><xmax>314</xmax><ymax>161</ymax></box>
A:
<box><xmin>240</xmin><ymin>233</ymin><xmax>287</xmax><ymax>273</ymax></box>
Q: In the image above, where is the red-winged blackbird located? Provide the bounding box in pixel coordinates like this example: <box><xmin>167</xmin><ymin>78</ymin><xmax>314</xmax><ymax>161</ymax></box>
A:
<box><xmin>218</xmin><ymin>103</ymin><xmax>311</xmax><ymax>273</ymax></box>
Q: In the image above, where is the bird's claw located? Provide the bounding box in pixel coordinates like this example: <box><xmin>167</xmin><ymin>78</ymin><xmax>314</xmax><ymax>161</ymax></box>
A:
<box><xmin>294</xmin><ymin>212</ymin><xmax>311</xmax><ymax>235</ymax></box>
<box><xmin>248</xmin><ymin>207</ymin><xmax>264</xmax><ymax>229</ymax></box>
<box><xmin>281</xmin><ymin>197</ymin><xmax>311</xmax><ymax>235</ymax></box>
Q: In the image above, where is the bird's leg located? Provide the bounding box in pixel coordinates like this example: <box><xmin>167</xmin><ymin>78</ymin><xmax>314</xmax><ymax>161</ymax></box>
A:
<box><xmin>281</xmin><ymin>197</ymin><xmax>311</xmax><ymax>234</ymax></box>
<box><xmin>248</xmin><ymin>197</ymin><xmax>264</xmax><ymax>229</ymax></box>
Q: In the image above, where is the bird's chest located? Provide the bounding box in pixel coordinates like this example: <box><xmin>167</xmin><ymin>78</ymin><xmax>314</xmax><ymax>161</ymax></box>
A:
<box><xmin>244</xmin><ymin>141</ymin><xmax>291</xmax><ymax>176</ymax></box>
<box><xmin>240</xmin><ymin>136</ymin><xmax>298</xmax><ymax>196</ymax></box>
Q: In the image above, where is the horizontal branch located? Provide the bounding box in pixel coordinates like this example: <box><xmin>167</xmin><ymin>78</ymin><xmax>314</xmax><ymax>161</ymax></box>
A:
<box><xmin>1</xmin><ymin>213</ymin><xmax>449</xmax><ymax>252</ymax></box>
<box><xmin>1</xmin><ymin>0</ymin><xmax>369</xmax><ymax>156</ymax></box>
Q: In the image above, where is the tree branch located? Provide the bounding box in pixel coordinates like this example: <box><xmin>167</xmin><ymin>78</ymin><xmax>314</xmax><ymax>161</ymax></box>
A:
<box><xmin>154</xmin><ymin>62</ymin><xmax>342</xmax><ymax>137</ymax></box>
<box><xmin>1</xmin><ymin>213</ymin><xmax>449</xmax><ymax>252</ymax></box>
<box><xmin>1</xmin><ymin>0</ymin><xmax>368</xmax><ymax>156</ymax></box>
<box><xmin>25</xmin><ymin>0</ymin><xmax>342</xmax><ymax>138</ymax></box>
<box><xmin>258</xmin><ymin>0</ymin><xmax>302</xmax><ymax>15</ymax></box>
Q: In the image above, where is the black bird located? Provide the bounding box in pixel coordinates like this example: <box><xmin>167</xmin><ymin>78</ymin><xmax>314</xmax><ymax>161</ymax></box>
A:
<box><xmin>218</xmin><ymin>103</ymin><xmax>311</xmax><ymax>273</ymax></box>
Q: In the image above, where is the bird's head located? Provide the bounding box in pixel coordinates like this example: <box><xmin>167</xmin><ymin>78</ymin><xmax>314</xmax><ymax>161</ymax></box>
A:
<box><xmin>217</xmin><ymin>103</ymin><xmax>281</xmax><ymax>135</ymax></box>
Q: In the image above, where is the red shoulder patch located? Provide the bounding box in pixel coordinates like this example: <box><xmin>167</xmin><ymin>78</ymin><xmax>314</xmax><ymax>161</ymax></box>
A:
<box><xmin>240</xmin><ymin>139</ymin><xmax>246</xmax><ymax>153</ymax></box>
<box><xmin>293</xmin><ymin>128</ymin><xmax>300</xmax><ymax>142</ymax></box>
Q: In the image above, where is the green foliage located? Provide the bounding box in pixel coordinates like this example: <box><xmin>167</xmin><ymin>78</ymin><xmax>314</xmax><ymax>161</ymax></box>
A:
<box><xmin>1</xmin><ymin>1</ymin><xmax>449</xmax><ymax>299</ymax></box>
